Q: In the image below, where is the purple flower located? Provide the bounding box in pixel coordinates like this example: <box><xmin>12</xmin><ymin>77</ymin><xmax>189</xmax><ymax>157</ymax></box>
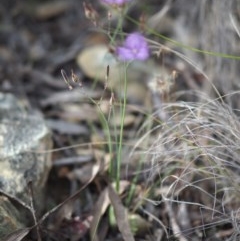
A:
<box><xmin>116</xmin><ymin>33</ymin><xmax>149</xmax><ymax>61</ymax></box>
<box><xmin>100</xmin><ymin>0</ymin><xmax>131</xmax><ymax>6</ymax></box>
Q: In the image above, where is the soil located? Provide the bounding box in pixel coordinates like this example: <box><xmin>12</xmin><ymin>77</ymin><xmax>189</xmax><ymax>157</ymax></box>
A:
<box><xmin>1</xmin><ymin>0</ymin><xmax>240</xmax><ymax>240</ymax></box>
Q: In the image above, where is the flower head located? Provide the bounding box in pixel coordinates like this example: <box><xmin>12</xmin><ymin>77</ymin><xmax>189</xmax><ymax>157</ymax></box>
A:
<box><xmin>116</xmin><ymin>32</ymin><xmax>149</xmax><ymax>61</ymax></box>
<box><xmin>100</xmin><ymin>0</ymin><xmax>132</xmax><ymax>6</ymax></box>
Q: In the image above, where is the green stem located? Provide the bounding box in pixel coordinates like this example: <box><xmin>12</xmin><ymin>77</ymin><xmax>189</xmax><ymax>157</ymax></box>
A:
<box><xmin>116</xmin><ymin>62</ymin><xmax>130</xmax><ymax>191</ymax></box>
<box><xmin>109</xmin><ymin>16</ymin><xmax>123</xmax><ymax>45</ymax></box>
<box><xmin>89</xmin><ymin>97</ymin><xmax>113</xmax><ymax>168</ymax></box>
<box><xmin>126</xmin><ymin>15</ymin><xmax>240</xmax><ymax>60</ymax></box>
<box><xmin>109</xmin><ymin>6</ymin><xmax>128</xmax><ymax>45</ymax></box>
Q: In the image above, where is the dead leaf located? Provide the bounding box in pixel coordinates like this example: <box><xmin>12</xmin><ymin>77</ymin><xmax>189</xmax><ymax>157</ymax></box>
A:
<box><xmin>35</xmin><ymin>1</ymin><xmax>72</xmax><ymax>20</ymax></box>
<box><xmin>77</xmin><ymin>45</ymin><xmax>118</xmax><ymax>84</ymax></box>
<box><xmin>90</xmin><ymin>188</ymin><xmax>109</xmax><ymax>241</ymax></box>
<box><xmin>51</xmin><ymin>163</ymin><xmax>100</xmax><ymax>230</ymax></box>
<box><xmin>90</xmin><ymin>181</ymin><xmax>130</xmax><ymax>241</ymax></box>
<box><xmin>110</xmin><ymin>113</ymin><xmax>136</xmax><ymax>127</ymax></box>
<box><xmin>40</xmin><ymin>89</ymin><xmax>101</xmax><ymax>107</ymax></box>
<box><xmin>39</xmin><ymin>166</ymin><xmax>99</xmax><ymax>231</ymax></box>
<box><xmin>53</xmin><ymin>155</ymin><xmax>92</xmax><ymax>166</ymax></box>
<box><xmin>46</xmin><ymin>119</ymin><xmax>89</xmax><ymax>135</ymax></box>
<box><xmin>128</xmin><ymin>213</ymin><xmax>151</xmax><ymax>235</ymax></box>
<box><xmin>108</xmin><ymin>184</ymin><xmax>135</xmax><ymax>241</ymax></box>
<box><xmin>93</xmin><ymin>149</ymin><xmax>111</xmax><ymax>173</ymax></box>
<box><xmin>91</xmin><ymin>133</ymin><xmax>106</xmax><ymax>150</ymax></box>
<box><xmin>2</xmin><ymin>227</ymin><xmax>31</xmax><ymax>241</ymax></box>
<box><xmin>67</xmin><ymin>162</ymin><xmax>100</xmax><ymax>183</ymax></box>
<box><xmin>61</xmin><ymin>103</ymin><xmax>99</xmax><ymax>122</ymax></box>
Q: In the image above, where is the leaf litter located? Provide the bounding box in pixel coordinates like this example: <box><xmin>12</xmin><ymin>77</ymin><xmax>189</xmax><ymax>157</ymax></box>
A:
<box><xmin>1</xmin><ymin>0</ymin><xmax>240</xmax><ymax>240</ymax></box>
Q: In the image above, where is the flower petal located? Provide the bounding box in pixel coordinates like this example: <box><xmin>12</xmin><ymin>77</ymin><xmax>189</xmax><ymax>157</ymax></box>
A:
<box><xmin>116</xmin><ymin>32</ymin><xmax>149</xmax><ymax>61</ymax></box>
<box><xmin>135</xmin><ymin>48</ymin><xmax>149</xmax><ymax>61</ymax></box>
<box><xmin>124</xmin><ymin>33</ymin><xmax>145</xmax><ymax>49</ymax></box>
<box><xmin>116</xmin><ymin>47</ymin><xmax>135</xmax><ymax>61</ymax></box>
<box><xmin>100</xmin><ymin>0</ymin><xmax>131</xmax><ymax>5</ymax></box>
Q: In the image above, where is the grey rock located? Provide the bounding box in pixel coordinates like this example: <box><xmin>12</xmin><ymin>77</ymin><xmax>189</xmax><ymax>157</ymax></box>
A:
<box><xmin>0</xmin><ymin>93</ymin><xmax>52</xmax><ymax>237</ymax></box>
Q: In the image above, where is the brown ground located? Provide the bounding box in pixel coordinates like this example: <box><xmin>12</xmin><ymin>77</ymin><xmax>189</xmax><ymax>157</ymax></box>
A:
<box><xmin>1</xmin><ymin>0</ymin><xmax>240</xmax><ymax>240</ymax></box>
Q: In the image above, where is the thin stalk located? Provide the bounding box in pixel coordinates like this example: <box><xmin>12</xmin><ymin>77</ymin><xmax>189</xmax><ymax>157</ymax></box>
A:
<box><xmin>88</xmin><ymin>97</ymin><xmax>113</xmax><ymax>170</ymax></box>
<box><xmin>109</xmin><ymin>6</ymin><xmax>129</xmax><ymax>45</ymax></box>
<box><xmin>126</xmin><ymin>15</ymin><xmax>240</xmax><ymax>60</ymax></box>
<box><xmin>116</xmin><ymin>62</ymin><xmax>130</xmax><ymax>191</ymax></box>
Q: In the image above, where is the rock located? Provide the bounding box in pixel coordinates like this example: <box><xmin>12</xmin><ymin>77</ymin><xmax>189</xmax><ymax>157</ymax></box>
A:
<box><xmin>0</xmin><ymin>93</ymin><xmax>52</xmax><ymax>237</ymax></box>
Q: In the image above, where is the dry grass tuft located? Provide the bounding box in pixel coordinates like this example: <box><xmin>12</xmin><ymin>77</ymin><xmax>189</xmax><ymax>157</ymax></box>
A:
<box><xmin>132</xmin><ymin>91</ymin><xmax>240</xmax><ymax>239</ymax></box>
